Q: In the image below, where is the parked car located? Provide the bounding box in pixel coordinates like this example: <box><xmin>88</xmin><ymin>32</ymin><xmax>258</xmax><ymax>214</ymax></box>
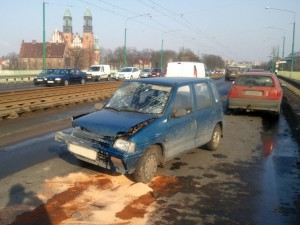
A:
<box><xmin>225</xmin><ymin>66</ymin><xmax>242</xmax><ymax>81</ymax></box>
<box><xmin>55</xmin><ymin>77</ymin><xmax>224</xmax><ymax>183</ymax></box>
<box><xmin>227</xmin><ymin>72</ymin><xmax>284</xmax><ymax>116</ymax></box>
<box><xmin>139</xmin><ymin>69</ymin><xmax>152</xmax><ymax>78</ymax></box>
<box><xmin>115</xmin><ymin>67</ymin><xmax>140</xmax><ymax>80</ymax></box>
<box><xmin>86</xmin><ymin>64</ymin><xmax>111</xmax><ymax>81</ymax></box>
<box><xmin>33</xmin><ymin>68</ymin><xmax>56</xmax><ymax>86</ymax></box>
<box><xmin>44</xmin><ymin>68</ymin><xmax>87</xmax><ymax>86</ymax></box>
<box><xmin>166</xmin><ymin>62</ymin><xmax>208</xmax><ymax>78</ymax></box>
<box><xmin>151</xmin><ymin>68</ymin><xmax>165</xmax><ymax>77</ymax></box>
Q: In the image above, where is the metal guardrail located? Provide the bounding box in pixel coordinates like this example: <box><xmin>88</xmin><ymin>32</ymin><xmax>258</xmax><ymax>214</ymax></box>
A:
<box><xmin>0</xmin><ymin>75</ymin><xmax>36</xmax><ymax>83</ymax></box>
<box><xmin>0</xmin><ymin>81</ymin><xmax>123</xmax><ymax>119</ymax></box>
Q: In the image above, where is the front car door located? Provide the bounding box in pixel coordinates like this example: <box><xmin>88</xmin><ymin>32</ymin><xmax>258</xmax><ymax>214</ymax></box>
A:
<box><xmin>165</xmin><ymin>85</ymin><xmax>197</xmax><ymax>160</ymax></box>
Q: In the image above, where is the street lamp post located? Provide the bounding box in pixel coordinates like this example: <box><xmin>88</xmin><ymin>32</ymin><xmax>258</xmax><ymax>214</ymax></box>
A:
<box><xmin>123</xmin><ymin>13</ymin><xmax>150</xmax><ymax>67</ymax></box>
<box><xmin>265</xmin><ymin>26</ymin><xmax>285</xmax><ymax>70</ymax></box>
<box><xmin>265</xmin><ymin>6</ymin><xmax>296</xmax><ymax>73</ymax></box>
<box><xmin>160</xmin><ymin>30</ymin><xmax>177</xmax><ymax>69</ymax></box>
<box><xmin>43</xmin><ymin>1</ymin><xmax>46</xmax><ymax>70</ymax></box>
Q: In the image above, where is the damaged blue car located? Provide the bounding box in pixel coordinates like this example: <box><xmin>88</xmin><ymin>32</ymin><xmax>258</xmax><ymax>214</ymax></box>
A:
<box><xmin>55</xmin><ymin>77</ymin><xmax>224</xmax><ymax>183</ymax></box>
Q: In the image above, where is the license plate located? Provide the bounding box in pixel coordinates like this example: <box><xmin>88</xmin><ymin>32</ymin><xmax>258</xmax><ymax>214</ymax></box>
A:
<box><xmin>37</xmin><ymin>79</ymin><xmax>43</xmax><ymax>81</ymax></box>
<box><xmin>68</xmin><ymin>144</ymin><xmax>97</xmax><ymax>160</ymax></box>
<box><xmin>87</xmin><ymin>76</ymin><xmax>92</xmax><ymax>79</ymax></box>
<box><xmin>47</xmin><ymin>81</ymin><xmax>54</xmax><ymax>83</ymax></box>
<box><xmin>244</xmin><ymin>90</ymin><xmax>262</xmax><ymax>96</ymax></box>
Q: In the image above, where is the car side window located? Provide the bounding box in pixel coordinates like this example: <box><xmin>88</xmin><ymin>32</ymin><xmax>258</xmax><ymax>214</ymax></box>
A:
<box><xmin>171</xmin><ymin>85</ymin><xmax>193</xmax><ymax>118</ymax></box>
<box><xmin>210</xmin><ymin>83</ymin><xmax>220</xmax><ymax>103</ymax></box>
<box><xmin>194</xmin><ymin>83</ymin><xmax>212</xmax><ymax>110</ymax></box>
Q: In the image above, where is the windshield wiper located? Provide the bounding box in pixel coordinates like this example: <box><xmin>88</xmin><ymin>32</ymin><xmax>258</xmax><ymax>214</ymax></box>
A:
<box><xmin>119</xmin><ymin>107</ymin><xmax>145</xmax><ymax>114</ymax></box>
<box><xmin>104</xmin><ymin>106</ymin><xmax>120</xmax><ymax>112</ymax></box>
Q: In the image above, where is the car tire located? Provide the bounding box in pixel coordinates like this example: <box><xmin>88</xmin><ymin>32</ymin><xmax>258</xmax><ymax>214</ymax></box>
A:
<box><xmin>81</xmin><ymin>78</ymin><xmax>86</xmax><ymax>84</ymax></box>
<box><xmin>206</xmin><ymin>124</ymin><xmax>222</xmax><ymax>151</ymax></box>
<box><xmin>130</xmin><ymin>75</ymin><xmax>133</xmax><ymax>80</ymax></box>
<box><xmin>134</xmin><ymin>145</ymin><xmax>159</xmax><ymax>183</ymax></box>
<box><xmin>64</xmin><ymin>80</ymin><xmax>69</xmax><ymax>86</ymax></box>
<box><xmin>107</xmin><ymin>75</ymin><xmax>111</xmax><ymax>81</ymax></box>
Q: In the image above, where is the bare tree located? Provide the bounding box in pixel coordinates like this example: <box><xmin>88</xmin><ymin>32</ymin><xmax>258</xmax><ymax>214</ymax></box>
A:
<box><xmin>5</xmin><ymin>52</ymin><xmax>19</xmax><ymax>69</ymax></box>
<box><xmin>203</xmin><ymin>54</ymin><xmax>225</xmax><ymax>70</ymax></box>
<box><xmin>71</xmin><ymin>47</ymin><xmax>85</xmax><ymax>69</ymax></box>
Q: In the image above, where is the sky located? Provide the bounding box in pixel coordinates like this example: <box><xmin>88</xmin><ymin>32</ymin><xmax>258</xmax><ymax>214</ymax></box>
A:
<box><xmin>0</xmin><ymin>0</ymin><xmax>299</xmax><ymax>62</ymax></box>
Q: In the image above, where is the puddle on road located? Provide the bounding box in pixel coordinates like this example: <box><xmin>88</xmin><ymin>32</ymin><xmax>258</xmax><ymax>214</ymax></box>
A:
<box><xmin>255</xmin><ymin>114</ymin><xmax>300</xmax><ymax>224</ymax></box>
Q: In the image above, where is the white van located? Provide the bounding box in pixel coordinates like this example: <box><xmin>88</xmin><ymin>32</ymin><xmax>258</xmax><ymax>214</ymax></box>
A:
<box><xmin>166</xmin><ymin>62</ymin><xmax>209</xmax><ymax>78</ymax></box>
<box><xmin>87</xmin><ymin>64</ymin><xmax>111</xmax><ymax>81</ymax></box>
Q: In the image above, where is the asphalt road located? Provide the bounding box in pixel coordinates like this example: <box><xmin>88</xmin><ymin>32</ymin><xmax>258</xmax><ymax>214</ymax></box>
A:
<box><xmin>0</xmin><ymin>78</ymin><xmax>299</xmax><ymax>225</ymax></box>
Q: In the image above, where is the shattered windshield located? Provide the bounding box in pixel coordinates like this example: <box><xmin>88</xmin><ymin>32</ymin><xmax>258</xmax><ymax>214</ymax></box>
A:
<box><xmin>106</xmin><ymin>82</ymin><xmax>172</xmax><ymax>114</ymax></box>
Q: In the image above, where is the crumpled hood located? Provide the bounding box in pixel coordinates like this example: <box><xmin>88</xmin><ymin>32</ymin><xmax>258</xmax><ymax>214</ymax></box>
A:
<box><xmin>73</xmin><ymin>109</ymin><xmax>156</xmax><ymax>137</ymax></box>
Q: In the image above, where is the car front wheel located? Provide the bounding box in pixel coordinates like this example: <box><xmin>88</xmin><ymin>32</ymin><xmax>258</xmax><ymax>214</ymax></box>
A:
<box><xmin>134</xmin><ymin>146</ymin><xmax>159</xmax><ymax>183</ymax></box>
<box><xmin>64</xmin><ymin>80</ymin><xmax>69</xmax><ymax>86</ymax></box>
<box><xmin>81</xmin><ymin>78</ymin><xmax>86</xmax><ymax>84</ymax></box>
<box><xmin>206</xmin><ymin>124</ymin><xmax>222</xmax><ymax>151</ymax></box>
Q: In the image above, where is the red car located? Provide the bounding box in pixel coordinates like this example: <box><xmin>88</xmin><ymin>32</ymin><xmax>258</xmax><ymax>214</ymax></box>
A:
<box><xmin>150</xmin><ymin>68</ymin><xmax>165</xmax><ymax>77</ymax></box>
<box><xmin>227</xmin><ymin>72</ymin><xmax>284</xmax><ymax>116</ymax></box>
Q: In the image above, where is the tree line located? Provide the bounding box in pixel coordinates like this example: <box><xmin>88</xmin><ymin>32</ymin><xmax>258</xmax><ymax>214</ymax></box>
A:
<box><xmin>1</xmin><ymin>47</ymin><xmax>227</xmax><ymax>71</ymax></box>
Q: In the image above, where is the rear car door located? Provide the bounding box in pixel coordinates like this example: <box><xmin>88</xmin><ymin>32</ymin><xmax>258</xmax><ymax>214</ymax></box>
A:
<box><xmin>193</xmin><ymin>82</ymin><xmax>215</xmax><ymax>146</ymax></box>
<box><xmin>165</xmin><ymin>85</ymin><xmax>197</xmax><ymax>159</ymax></box>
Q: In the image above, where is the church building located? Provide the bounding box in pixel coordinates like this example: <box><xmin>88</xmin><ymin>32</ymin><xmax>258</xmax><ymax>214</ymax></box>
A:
<box><xmin>19</xmin><ymin>9</ymin><xmax>100</xmax><ymax>70</ymax></box>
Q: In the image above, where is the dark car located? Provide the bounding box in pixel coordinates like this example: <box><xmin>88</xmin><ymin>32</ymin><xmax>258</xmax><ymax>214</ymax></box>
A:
<box><xmin>151</xmin><ymin>68</ymin><xmax>165</xmax><ymax>77</ymax></box>
<box><xmin>227</xmin><ymin>72</ymin><xmax>284</xmax><ymax>116</ymax></box>
<box><xmin>56</xmin><ymin>77</ymin><xmax>224</xmax><ymax>183</ymax></box>
<box><xmin>33</xmin><ymin>68</ymin><xmax>56</xmax><ymax>86</ymax></box>
<box><xmin>44</xmin><ymin>68</ymin><xmax>87</xmax><ymax>86</ymax></box>
<box><xmin>225</xmin><ymin>66</ymin><xmax>242</xmax><ymax>81</ymax></box>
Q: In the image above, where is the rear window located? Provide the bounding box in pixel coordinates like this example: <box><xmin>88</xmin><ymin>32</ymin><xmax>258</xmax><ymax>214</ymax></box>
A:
<box><xmin>235</xmin><ymin>75</ymin><xmax>274</xmax><ymax>87</ymax></box>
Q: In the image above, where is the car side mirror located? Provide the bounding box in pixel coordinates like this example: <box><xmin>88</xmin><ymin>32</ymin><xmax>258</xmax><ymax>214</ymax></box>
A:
<box><xmin>173</xmin><ymin>108</ymin><xmax>187</xmax><ymax>118</ymax></box>
<box><xmin>280</xmin><ymin>82</ymin><xmax>286</xmax><ymax>87</ymax></box>
<box><xmin>95</xmin><ymin>103</ymin><xmax>104</xmax><ymax>110</ymax></box>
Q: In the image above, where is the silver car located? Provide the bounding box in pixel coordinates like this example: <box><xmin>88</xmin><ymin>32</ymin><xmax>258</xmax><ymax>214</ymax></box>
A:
<box><xmin>139</xmin><ymin>69</ymin><xmax>151</xmax><ymax>78</ymax></box>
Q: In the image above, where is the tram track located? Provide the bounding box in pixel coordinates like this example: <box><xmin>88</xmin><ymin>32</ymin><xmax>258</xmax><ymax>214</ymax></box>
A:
<box><xmin>0</xmin><ymin>81</ymin><xmax>123</xmax><ymax>119</ymax></box>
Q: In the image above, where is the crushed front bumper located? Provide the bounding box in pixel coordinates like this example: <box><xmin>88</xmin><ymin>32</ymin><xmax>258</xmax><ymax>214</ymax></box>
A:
<box><xmin>55</xmin><ymin>131</ymin><xmax>129</xmax><ymax>173</ymax></box>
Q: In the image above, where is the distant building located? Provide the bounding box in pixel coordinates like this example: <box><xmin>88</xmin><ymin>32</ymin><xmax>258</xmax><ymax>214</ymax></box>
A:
<box><xmin>19</xmin><ymin>9</ymin><xmax>100</xmax><ymax>70</ymax></box>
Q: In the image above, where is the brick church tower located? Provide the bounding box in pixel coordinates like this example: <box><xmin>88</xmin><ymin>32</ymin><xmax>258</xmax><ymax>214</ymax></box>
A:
<box><xmin>82</xmin><ymin>9</ymin><xmax>94</xmax><ymax>50</ymax></box>
<box><xmin>63</xmin><ymin>9</ymin><xmax>73</xmax><ymax>48</ymax></box>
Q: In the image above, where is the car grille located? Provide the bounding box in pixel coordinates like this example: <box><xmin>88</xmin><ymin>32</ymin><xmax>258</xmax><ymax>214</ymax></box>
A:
<box><xmin>72</xmin><ymin>129</ymin><xmax>113</xmax><ymax>147</ymax></box>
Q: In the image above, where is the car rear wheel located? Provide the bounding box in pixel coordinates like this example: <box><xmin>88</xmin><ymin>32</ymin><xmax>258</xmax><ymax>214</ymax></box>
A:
<box><xmin>134</xmin><ymin>145</ymin><xmax>159</xmax><ymax>183</ymax></box>
<box><xmin>206</xmin><ymin>124</ymin><xmax>222</xmax><ymax>151</ymax></box>
<box><xmin>64</xmin><ymin>80</ymin><xmax>69</xmax><ymax>86</ymax></box>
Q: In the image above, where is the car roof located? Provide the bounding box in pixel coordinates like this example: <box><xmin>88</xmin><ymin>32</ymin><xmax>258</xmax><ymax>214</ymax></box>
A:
<box><xmin>127</xmin><ymin>77</ymin><xmax>210</xmax><ymax>86</ymax></box>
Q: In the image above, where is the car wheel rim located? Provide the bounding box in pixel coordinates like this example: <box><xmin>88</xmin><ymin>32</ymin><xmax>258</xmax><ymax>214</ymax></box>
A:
<box><xmin>144</xmin><ymin>155</ymin><xmax>157</xmax><ymax>180</ymax></box>
<box><xmin>212</xmin><ymin>129</ymin><xmax>220</xmax><ymax>147</ymax></box>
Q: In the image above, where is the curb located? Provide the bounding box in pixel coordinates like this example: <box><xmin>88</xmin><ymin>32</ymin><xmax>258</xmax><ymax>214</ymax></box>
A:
<box><xmin>282</xmin><ymin>87</ymin><xmax>300</xmax><ymax>146</ymax></box>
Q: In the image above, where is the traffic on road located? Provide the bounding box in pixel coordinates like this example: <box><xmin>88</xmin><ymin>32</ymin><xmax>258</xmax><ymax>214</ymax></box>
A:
<box><xmin>0</xmin><ymin>76</ymin><xmax>299</xmax><ymax>225</ymax></box>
